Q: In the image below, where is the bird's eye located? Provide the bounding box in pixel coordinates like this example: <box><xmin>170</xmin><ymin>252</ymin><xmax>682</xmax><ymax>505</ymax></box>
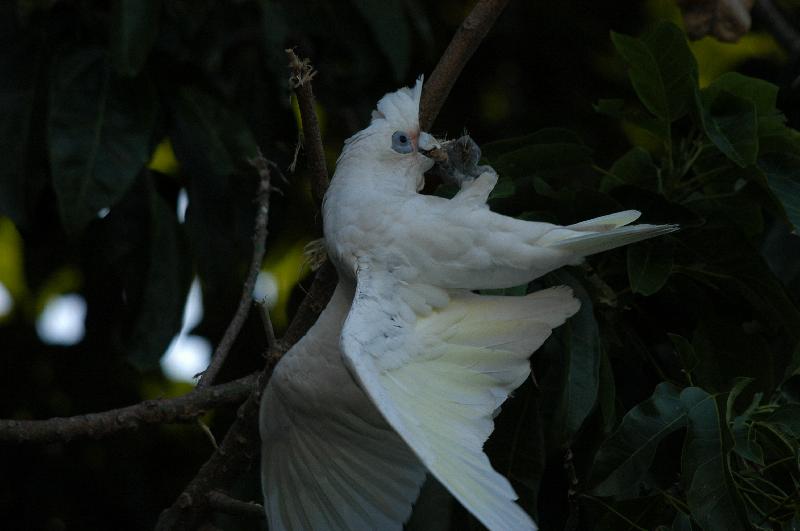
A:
<box><xmin>391</xmin><ymin>131</ymin><xmax>413</xmax><ymax>154</ymax></box>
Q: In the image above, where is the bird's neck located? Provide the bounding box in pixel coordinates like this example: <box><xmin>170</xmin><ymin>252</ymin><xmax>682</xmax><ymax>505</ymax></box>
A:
<box><xmin>333</xmin><ymin>156</ymin><xmax>425</xmax><ymax>194</ymax></box>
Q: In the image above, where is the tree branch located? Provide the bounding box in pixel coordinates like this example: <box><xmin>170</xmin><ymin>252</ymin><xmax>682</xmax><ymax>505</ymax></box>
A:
<box><xmin>197</xmin><ymin>151</ymin><xmax>274</xmax><ymax>389</ymax></box>
<box><xmin>206</xmin><ymin>491</ymin><xmax>264</xmax><ymax>519</ymax></box>
<box><xmin>419</xmin><ymin>0</ymin><xmax>511</xmax><ymax>131</ymax></box>
<box><xmin>0</xmin><ymin>373</ymin><xmax>257</xmax><ymax>444</ymax></box>
<box><xmin>156</xmin><ymin>3</ymin><xmax>507</xmax><ymax>524</ymax></box>
<box><xmin>753</xmin><ymin>0</ymin><xmax>800</xmax><ymax>56</ymax></box>
<box><xmin>287</xmin><ymin>48</ymin><xmax>329</xmax><ymax>208</ymax></box>
<box><xmin>155</xmin><ymin>263</ymin><xmax>338</xmax><ymax>531</ymax></box>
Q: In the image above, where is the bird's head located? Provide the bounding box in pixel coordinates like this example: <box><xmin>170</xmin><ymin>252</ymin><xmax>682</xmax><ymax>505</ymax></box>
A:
<box><xmin>337</xmin><ymin>77</ymin><xmax>441</xmax><ymax>191</ymax></box>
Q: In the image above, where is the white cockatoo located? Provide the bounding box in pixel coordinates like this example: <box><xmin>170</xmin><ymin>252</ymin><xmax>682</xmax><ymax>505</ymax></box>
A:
<box><xmin>260</xmin><ymin>78</ymin><xmax>677</xmax><ymax>531</ymax></box>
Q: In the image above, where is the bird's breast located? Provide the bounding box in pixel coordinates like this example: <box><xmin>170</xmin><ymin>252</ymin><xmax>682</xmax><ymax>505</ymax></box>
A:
<box><xmin>324</xmin><ymin>184</ymin><xmax>410</xmax><ymax>277</ymax></box>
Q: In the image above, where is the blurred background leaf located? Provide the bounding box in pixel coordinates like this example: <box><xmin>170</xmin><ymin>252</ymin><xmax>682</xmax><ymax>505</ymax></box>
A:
<box><xmin>3</xmin><ymin>1</ymin><xmax>800</xmax><ymax>530</ymax></box>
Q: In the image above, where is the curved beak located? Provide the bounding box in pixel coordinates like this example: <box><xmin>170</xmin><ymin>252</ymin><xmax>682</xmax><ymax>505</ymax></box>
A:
<box><xmin>418</xmin><ymin>132</ymin><xmax>444</xmax><ymax>160</ymax></box>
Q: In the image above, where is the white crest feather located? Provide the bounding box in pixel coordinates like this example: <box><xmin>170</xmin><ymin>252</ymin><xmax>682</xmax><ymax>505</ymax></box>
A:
<box><xmin>371</xmin><ymin>75</ymin><xmax>424</xmax><ymax>133</ymax></box>
<box><xmin>337</xmin><ymin>76</ymin><xmax>425</xmax><ymax>166</ymax></box>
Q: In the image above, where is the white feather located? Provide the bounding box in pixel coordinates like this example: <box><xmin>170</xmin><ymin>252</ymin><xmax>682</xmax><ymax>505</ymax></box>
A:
<box><xmin>262</xmin><ymin>78</ymin><xmax>676</xmax><ymax>531</ymax></box>
<box><xmin>341</xmin><ymin>267</ymin><xmax>580</xmax><ymax>531</ymax></box>
<box><xmin>565</xmin><ymin>209</ymin><xmax>641</xmax><ymax>230</ymax></box>
<box><xmin>260</xmin><ymin>284</ymin><xmax>427</xmax><ymax>531</ymax></box>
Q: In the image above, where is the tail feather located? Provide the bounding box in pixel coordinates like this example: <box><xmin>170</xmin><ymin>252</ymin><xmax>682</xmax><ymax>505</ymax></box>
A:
<box><xmin>547</xmin><ymin>223</ymin><xmax>679</xmax><ymax>256</ymax></box>
<box><xmin>565</xmin><ymin>210</ymin><xmax>641</xmax><ymax>231</ymax></box>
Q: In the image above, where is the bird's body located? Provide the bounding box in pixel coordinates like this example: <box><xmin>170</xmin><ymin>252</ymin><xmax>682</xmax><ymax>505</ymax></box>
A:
<box><xmin>261</xmin><ymin>77</ymin><xmax>677</xmax><ymax>530</ymax></box>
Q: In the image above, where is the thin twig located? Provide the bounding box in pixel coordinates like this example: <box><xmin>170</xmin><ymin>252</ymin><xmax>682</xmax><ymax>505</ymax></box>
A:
<box><xmin>288</xmin><ymin>130</ymin><xmax>302</xmax><ymax>173</ymax></box>
<box><xmin>278</xmin><ymin>260</ymin><xmax>338</xmax><ymax>349</ymax></box>
<box><xmin>287</xmin><ymin>48</ymin><xmax>329</xmax><ymax>208</ymax></box>
<box><xmin>256</xmin><ymin>299</ymin><xmax>277</xmax><ymax>350</ymax></box>
<box><xmin>0</xmin><ymin>373</ymin><xmax>257</xmax><ymax>444</ymax></box>
<box><xmin>419</xmin><ymin>0</ymin><xmax>511</xmax><ymax>130</ymax></box>
<box><xmin>206</xmin><ymin>491</ymin><xmax>265</xmax><ymax>519</ymax></box>
<box><xmin>753</xmin><ymin>0</ymin><xmax>800</xmax><ymax>56</ymax></box>
<box><xmin>196</xmin><ymin>419</ymin><xmax>219</xmax><ymax>450</ymax></box>
<box><xmin>154</xmin><ymin>262</ymin><xmax>338</xmax><ymax>531</ymax></box>
<box><xmin>564</xmin><ymin>447</ymin><xmax>581</xmax><ymax>531</ymax></box>
<box><xmin>196</xmin><ymin>149</ymin><xmax>273</xmax><ymax>389</ymax></box>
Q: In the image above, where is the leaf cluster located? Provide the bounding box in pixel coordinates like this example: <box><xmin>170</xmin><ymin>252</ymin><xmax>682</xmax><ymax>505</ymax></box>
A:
<box><xmin>1</xmin><ymin>0</ymin><xmax>430</xmax><ymax>368</ymax></box>
<box><xmin>461</xmin><ymin>21</ymin><xmax>800</xmax><ymax>531</ymax></box>
<box><xmin>3</xmin><ymin>2</ymin><xmax>800</xmax><ymax>529</ymax></box>
<box><xmin>0</xmin><ymin>1</ymin><xmax>432</xmax><ymax>528</ymax></box>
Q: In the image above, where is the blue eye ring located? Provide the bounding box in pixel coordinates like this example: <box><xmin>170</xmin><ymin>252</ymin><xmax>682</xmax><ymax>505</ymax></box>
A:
<box><xmin>391</xmin><ymin>131</ymin><xmax>413</xmax><ymax>154</ymax></box>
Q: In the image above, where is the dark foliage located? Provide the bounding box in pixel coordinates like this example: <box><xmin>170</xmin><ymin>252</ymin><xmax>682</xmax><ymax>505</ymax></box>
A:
<box><xmin>2</xmin><ymin>1</ymin><xmax>800</xmax><ymax>530</ymax></box>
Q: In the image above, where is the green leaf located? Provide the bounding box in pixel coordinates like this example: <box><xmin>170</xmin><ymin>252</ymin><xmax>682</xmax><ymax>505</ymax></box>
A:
<box><xmin>548</xmin><ymin>269</ymin><xmax>601</xmax><ymax>443</ymax></box>
<box><xmin>494</xmin><ymin>143</ymin><xmax>593</xmax><ymax>180</ymax></box>
<box><xmin>627</xmin><ymin>240</ymin><xmax>674</xmax><ymax>296</ymax></box>
<box><xmin>760</xmin><ymin>163</ymin><xmax>800</xmax><ymax>234</ymax></box>
<box><xmin>763</xmin><ymin>404</ymin><xmax>800</xmax><ymax>439</ymax></box>
<box><xmin>690</xmin><ymin>322</ymin><xmax>781</xmax><ymax>393</ymax></box>
<box><xmin>482</xmin><ymin>127</ymin><xmax>584</xmax><ymax>161</ymax></box>
<box><xmin>593</xmin><ymin>495</ymin><xmax>666</xmax><ymax>530</ymax></box>
<box><xmin>598</xmin><ymin>349</ymin><xmax>617</xmax><ymax>434</ymax></box>
<box><xmin>82</xmin><ymin>172</ymin><xmax>192</xmax><ymax>369</ymax></box>
<box><xmin>127</xmin><ymin>175</ymin><xmax>193</xmax><ymax>369</ymax></box>
<box><xmin>601</xmin><ymin>147</ymin><xmax>659</xmax><ymax>192</ymax></box>
<box><xmin>781</xmin><ymin>369</ymin><xmax>800</xmax><ymax>401</ymax></box>
<box><xmin>725</xmin><ymin>377</ymin><xmax>755</xmax><ymax>421</ymax></box>
<box><xmin>728</xmin><ymin>380</ymin><xmax>766</xmax><ymax>465</ymax></box>
<box><xmin>686</xmin><ymin>178</ymin><xmax>766</xmax><ymax>238</ymax></box>
<box><xmin>485</xmin><ymin>381</ymin><xmax>546</xmax><ymax>518</ymax></box>
<box><xmin>351</xmin><ymin>0</ymin><xmax>410</xmax><ymax>80</ymax></box>
<box><xmin>696</xmin><ymin>88</ymin><xmax>758</xmax><ymax>168</ymax></box>
<box><xmin>111</xmin><ymin>0</ymin><xmax>160</xmax><ymax>77</ymax></box>
<box><xmin>595</xmin><ymin>99</ymin><xmax>668</xmax><ymax>140</ymax></box>
<box><xmin>703</xmin><ymin>72</ymin><xmax>779</xmax><ymax>116</ymax></box>
<box><xmin>49</xmin><ymin>49</ymin><xmax>158</xmax><ymax>233</ymax></box>
<box><xmin>163</xmin><ymin>0</ymin><xmax>213</xmax><ymax>37</ymax></box>
<box><xmin>487</xmin><ymin>178</ymin><xmax>515</xmax><ymax>200</ymax></box>
<box><xmin>594</xmin><ymin>98</ymin><xmax>625</xmax><ymax>119</ymax></box>
<box><xmin>611</xmin><ymin>22</ymin><xmax>698</xmax><ymax>122</ymax></box>
<box><xmin>0</xmin><ymin>25</ymin><xmax>46</xmax><ymax>229</ymax></box>
<box><xmin>672</xmin><ymin>510</ymin><xmax>693</xmax><ymax>531</ymax></box>
<box><xmin>677</xmin><ymin>226</ymin><xmax>800</xmax><ymax>347</ymax></box>
<box><xmin>668</xmin><ymin>333</ymin><xmax>698</xmax><ymax>378</ymax></box>
<box><xmin>590</xmin><ymin>382</ymin><xmax>688</xmax><ymax>497</ymax></box>
<box><xmin>757</xmin><ymin>129</ymin><xmax>800</xmax><ymax>233</ymax></box>
<box><xmin>681</xmin><ymin>387</ymin><xmax>750</xmax><ymax>531</ymax></box>
<box><xmin>171</xmin><ymin>87</ymin><xmax>259</xmax><ymax>332</ymax></box>
<box><xmin>784</xmin><ymin>513</ymin><xmax>800</xmax><ymax>531</ymax></box>
<box><xmin>173</xmin><ymin>87</ymin><xmax>257</xmax><ymax>176</ymax></box>
<box><xmin>731</xmin><ymin>415</ymin><xmax>765</xmax><ymax>465</ymax></box>
<box><xmin>0</xmin><ymin>95</ymin><xmax>30</xmax><ymax>224</ymax></box>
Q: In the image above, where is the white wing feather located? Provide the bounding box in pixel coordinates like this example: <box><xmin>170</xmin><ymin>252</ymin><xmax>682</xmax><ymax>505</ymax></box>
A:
<box><xmin>260</xmin><ymin>284</ymin><xmax>427</xmax><ymax>531</ymax></box>
<box><xmin>324</xmin><ymin>177</ymin><xmax>678</xmax><ymax>290</ymax></box>
<box><xmin>405</xmin><ymin>199</ymin><xmax>678</xmax><ymax>289</ymax></box>
<box><xmin>341</xmin><ymin>266</ymin><xmax>580</xmax><ymax>531</ymax></box>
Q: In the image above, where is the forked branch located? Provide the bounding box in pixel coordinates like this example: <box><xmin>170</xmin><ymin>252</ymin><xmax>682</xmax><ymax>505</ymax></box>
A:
<box><xmin>0</xmin><ymin>373</ymin><xmax>257</xmax><ymax>444</ymax></box>
<box><xmin>157</xmin><ymin>0</ymin><xmax>509</xmax><ymax>527</ymax></box>
<box><xmin>196</xmin><ymin>150</ymin><xmax>275</xmax><ymax>389</ymax></box>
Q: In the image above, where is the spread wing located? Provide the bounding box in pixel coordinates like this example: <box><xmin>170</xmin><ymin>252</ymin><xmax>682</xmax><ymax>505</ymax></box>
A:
<box><xmin>260</xmin><ymin>284</ymin><xmax>426</xmax><ymax>531</ymax></box>
<box><xmin>341</xmin><ymin>264</ymin><xmax>580</xmax><ymax>531</ymax></box>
